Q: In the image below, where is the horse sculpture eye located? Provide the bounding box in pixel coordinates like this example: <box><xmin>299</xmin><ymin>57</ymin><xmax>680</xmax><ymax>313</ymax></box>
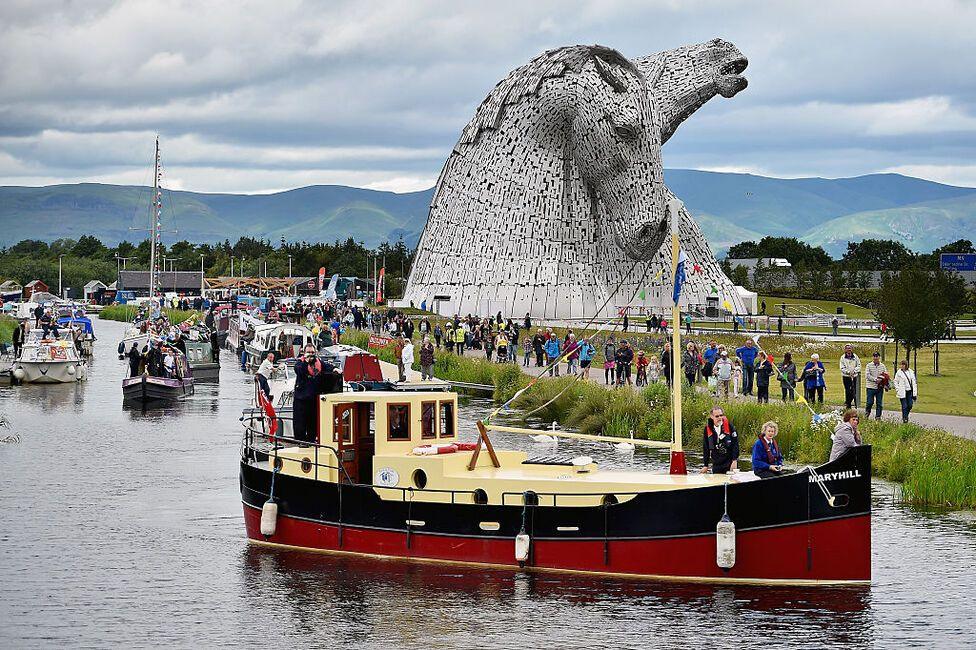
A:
<box><xmin>614</xmin><ymin>124</ymin><xmax>637</xmax><ymax>141</ymax></box>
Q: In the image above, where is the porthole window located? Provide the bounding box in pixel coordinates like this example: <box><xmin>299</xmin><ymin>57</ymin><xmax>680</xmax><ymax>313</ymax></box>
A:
<box><xmin>473</xmin><ymin>488</ymin><xmax>488</xmax><ymax>505</ymax></box>
<box><xmin>412</xmin><ymin>469</ymin><xmax>428</xmax><ymax>489</ymax></box>
<box><xmin>602</xmin><ymin>494</ymin><xmax>618</xmax><ymax>506</ymax></box>
<box><xmin>523</xmin><ymin>490</ymin><xmax>539</xmax><ymax>506</ymax></box>
<box><xmin>301</xmin><ymin>457</ymin><xmax>313</xmax><ymax>474</ymax></box>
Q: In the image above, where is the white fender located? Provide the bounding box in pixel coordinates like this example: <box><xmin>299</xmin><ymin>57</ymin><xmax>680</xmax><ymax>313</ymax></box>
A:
<box><xmin>716</xmin><ymin>514</ymin><xmax>736</xmax><ymax>569</ymax></box>
<box><xmin>260</xmin><ymin>500</ymin><xmax>278</xmax><ymax>536</ymax></box>
<box><xmin>66</xmin><ymin>364</ymin><xmax>75</xmax><ymax>376</ymax></box>
<box><xmin>515</xmin><ymin>530</ymin><xmax>531</xmax><ymax>564</ymax></box>
<box><xmin>12</xmin><ymin>368</ymin><xmax>25</xmax><ymax>380</ymax></box>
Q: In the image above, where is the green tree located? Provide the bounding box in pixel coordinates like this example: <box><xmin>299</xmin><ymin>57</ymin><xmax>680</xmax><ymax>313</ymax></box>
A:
<box><xmin>874</xmin><ymin>264</ymin><xmax>967</xmax><ymax>366</ymax></box>
<box><xmin>727</xmin><ymin>236</ymin><xmax>832</xmax><ymax>267</ymax></box>
<box><xmin>843</xmin><ymin>239</ymin><xmax>914</xmax><ymax>270</ymax></box>
<box><xmin>71</xmin><ymin>235</ymin><xmax>108</xmax><ymax>258</ymax></box>
<box><xmin>930</xmin><ymin>239</ymin><xmax>976</xmax><ymax>268</ymax></box>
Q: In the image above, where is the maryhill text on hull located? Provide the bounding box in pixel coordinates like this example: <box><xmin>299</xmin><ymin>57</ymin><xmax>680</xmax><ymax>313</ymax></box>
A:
<box><xmin>240</xmin><ymin>385</ymin><xmax>871</xmax><ymax>585</ymax></box>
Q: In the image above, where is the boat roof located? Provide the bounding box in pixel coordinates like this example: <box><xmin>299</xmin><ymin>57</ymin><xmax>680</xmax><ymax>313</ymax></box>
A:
<box><xmin>252</xmin><ymin>322</ymin><xmax>312</xmax><ymax>335</ymax></box>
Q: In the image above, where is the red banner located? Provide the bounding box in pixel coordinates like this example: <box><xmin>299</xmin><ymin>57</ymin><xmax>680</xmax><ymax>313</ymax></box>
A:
<box><xmin>376</xmin><ymin>267</ymin><xmax>385</xmax><ymax>304</ymax></box>
<box><xmin>368</xmin><ymin>334</ymin><xmax>391</xmax><ymax>348</ymax></box>
<box><xmin>318</xmin><ymin>266</ymin><xmax>326</xmax><ymax>291</ymax></box>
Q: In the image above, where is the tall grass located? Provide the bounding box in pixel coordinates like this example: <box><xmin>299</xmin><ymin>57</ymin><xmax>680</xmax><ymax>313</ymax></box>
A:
<box><xmin>346</xmin><ymin>329</ymin><xmax>976</xmax><ymax>510</ymax></box>
<box><xmin>99</xmin><ymin>304</ymin><xmax>199</xmax><ymax>325</ymax></box>
<box><xmin>0</xmin><ymin>314</ymin><xmax>16</xmax><ymax>344</ymax></box>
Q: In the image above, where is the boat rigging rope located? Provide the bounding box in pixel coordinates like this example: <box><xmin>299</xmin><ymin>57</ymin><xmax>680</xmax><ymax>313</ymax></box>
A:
<box><xmin>483</xmin><ymin>260</ymin><xmax>663</xmax><ymax>424</ymax></box>
<box><xmin>805</xmin><ymin>465</ymin><xmax>839</xmax><ymax>505</ymax></box>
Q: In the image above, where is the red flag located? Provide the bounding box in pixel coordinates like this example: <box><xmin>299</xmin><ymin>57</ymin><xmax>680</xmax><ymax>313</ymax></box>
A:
<box><xmin>318</xmin><ymin>267</ymin><xmax>326</xmax><ymax>291</ymax></box>
<box><xmin>377</xmin><ymin>267</ymin><xmax>385</xmax><ymax>303</ymax></box>
<box><xmin>257</xmin><ymin>390</ymin><xmax>278</xmax><ymax>440</ymax></box>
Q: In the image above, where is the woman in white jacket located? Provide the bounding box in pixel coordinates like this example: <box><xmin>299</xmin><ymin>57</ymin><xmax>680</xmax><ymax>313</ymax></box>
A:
<box><xmin>893</xmin><ymin>359</ymin><xmax>919</xmax><ymax>423</ymax></box>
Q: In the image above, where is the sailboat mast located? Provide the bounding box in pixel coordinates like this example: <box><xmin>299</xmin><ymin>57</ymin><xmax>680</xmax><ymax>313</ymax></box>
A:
<box><xmin>669</xmin><ymin>198</ymin><xmax>687</xmax><ymax>474</ymax></box>
<box><xmin>149</xmin><ymin>136</ymin><xmax>160</xmax><ymax>304</ymax></box>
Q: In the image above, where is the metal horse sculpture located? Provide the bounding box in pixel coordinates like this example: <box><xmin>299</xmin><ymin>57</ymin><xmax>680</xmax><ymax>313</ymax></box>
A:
<box><xmin>405</xmin><ymin>40</ymin><xmax>749</xmax><ymax>319</ymax></box>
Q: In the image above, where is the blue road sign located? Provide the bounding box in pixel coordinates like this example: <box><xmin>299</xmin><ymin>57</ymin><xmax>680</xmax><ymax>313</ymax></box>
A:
<box><xmin>940</xmin><ymin>253</ymin><xmax>976</xmax><ymax>272</ymax></box>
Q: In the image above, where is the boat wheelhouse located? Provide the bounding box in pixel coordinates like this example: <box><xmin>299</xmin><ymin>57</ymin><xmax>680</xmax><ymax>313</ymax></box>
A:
<box><xmin>243</xmin><ymin>322</ymin><xmax>315</xmax><ymax>370</ymax></box>
<box><xmin>240</xmin><ymin>389</ymin><xmax>871</xmax><ymax>585</ymax></box>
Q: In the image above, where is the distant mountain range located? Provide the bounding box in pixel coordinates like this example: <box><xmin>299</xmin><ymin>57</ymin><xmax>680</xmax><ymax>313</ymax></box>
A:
<box><xmin>2</xmin><ymin>171</ymin><xmax>974</xmax><ymax>256</ymax></box>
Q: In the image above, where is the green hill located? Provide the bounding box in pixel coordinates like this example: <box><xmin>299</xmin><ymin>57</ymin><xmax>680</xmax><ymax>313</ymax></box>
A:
<box><xmin>1</xmin><ymin>172</ymin><xmax>973</xmax><ymax>254</ymax></box>
<box><xmin>800</xmin><ymin>193</ymin><xmax>976</xmax><ymax>256</ymax></box>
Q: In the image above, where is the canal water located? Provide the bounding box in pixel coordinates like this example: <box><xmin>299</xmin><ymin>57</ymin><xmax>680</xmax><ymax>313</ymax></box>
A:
<box><xmin>1</xmin><ymin>319</ymin><xmax>974</xmax><ymax>648</ymax></box>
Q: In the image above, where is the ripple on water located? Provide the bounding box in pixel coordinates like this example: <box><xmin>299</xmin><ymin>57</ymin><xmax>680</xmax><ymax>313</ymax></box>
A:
<box><xmin>0</xmin><ymin>319</ymin><xmax>974</xmax><ymax>648</ymax></box>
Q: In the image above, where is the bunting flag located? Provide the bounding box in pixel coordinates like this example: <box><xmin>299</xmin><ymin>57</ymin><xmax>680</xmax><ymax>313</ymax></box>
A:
<box><xmin>722</xmin><ymin>299</ymin><xmax>733</xmax><ymax>310</ymax></box>
<box><xmin>672</xmin><ymin>249</ymin><xmax>688</xmax><ymax>305</ymax></box>
<box><xmin>638</xmin><ymin>288</ymin><xmax>646</xmax><ymax>300</ymax></box>
<box><xmin>710</xmin><ymin>284</ymin><xmax>718</xmax><ymax>295</ymax></box>
<box><xmin>318</xmin><ymin>267</ymin><xmax>326</xmax><ymax>291</ymax></box>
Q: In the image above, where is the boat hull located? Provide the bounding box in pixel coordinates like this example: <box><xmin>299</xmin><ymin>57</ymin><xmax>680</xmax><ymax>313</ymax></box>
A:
<box><xmin>15</xmin><ymin>360</ymin><xmax>85</xmax><ymax>383</ymax></box>
<box><xmin>188</xmin><ymin>362</ymin><xmax>220</xmax><ymax>381</ymax></box>
<box><xmin>240</xmin><ymin>446</ymin><xmax>872</xmax><ymax>585</ymax></box>
<box><xmin>122</xmin><ymin>375</ymin><xmax>194</xmax><ymax>403</ymax></box>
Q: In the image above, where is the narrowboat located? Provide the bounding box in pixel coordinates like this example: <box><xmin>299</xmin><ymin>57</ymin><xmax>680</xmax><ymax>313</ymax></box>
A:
<box><xmin>240</xmin><ymin>388</ymin><xmax>871</xmax><ymax>585</ymax></box>
<box><xmin>122</xmin><ymin>351</ymin><xmax>195</xmax><ymax>404</ymax></box>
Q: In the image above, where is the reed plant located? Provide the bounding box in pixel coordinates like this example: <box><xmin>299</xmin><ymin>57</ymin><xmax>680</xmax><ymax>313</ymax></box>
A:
<box><xmin>99</xmin><ymin>304</ymin><xmax>200</xmax><ymax>325</ymax></box>
<box><xmin>0</xmin><ymin>314</ymin><xmax>15</xmax><ymax>344</ymax></box>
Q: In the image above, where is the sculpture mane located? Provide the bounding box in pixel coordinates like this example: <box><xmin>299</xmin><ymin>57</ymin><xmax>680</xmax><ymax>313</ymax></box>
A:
<box><xmin>406</xmin><ymin>39</ymin><xmax>750</xmax><ymax>319</ymax></box>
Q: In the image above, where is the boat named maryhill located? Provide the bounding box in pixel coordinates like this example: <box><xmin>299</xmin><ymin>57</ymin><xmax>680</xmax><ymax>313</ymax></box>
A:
<box><xmin>240</xmin><ymin>374</ymin><xmax>871</xmax><ymax>585</ymax></box>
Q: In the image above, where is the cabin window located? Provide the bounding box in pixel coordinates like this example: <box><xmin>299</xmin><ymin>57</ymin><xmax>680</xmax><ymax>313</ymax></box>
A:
<box><xmin>333</xmin><ymin>405</ymin><xmax>352</xmax><ymax>443</ymax></box>
<box><xmin>439</xmin><ymin>401</ymin><xmax>455</xmax><ymax>438</ymax></box>
<box><xmin>421</xmin><ymin>401</ymin><xmax>437</xmax><ymax>439</ymax></box>
<box><xmin>387</xmin><ymin>403</ymin><xmax>411</xmax><ymax>440</ymax></box>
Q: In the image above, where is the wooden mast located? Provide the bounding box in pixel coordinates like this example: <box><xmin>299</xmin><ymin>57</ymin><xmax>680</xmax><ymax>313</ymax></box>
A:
<box><xmin>669</xmin><ymin>198</ymin><xmax>687</xmax><ymax>474</ymax></box>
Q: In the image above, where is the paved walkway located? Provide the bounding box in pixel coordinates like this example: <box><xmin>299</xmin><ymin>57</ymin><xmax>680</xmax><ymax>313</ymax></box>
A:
<box><xmin>452</xmin><ymin>346</ymin><xmax>976</xmax><ymax>441</ymax></box>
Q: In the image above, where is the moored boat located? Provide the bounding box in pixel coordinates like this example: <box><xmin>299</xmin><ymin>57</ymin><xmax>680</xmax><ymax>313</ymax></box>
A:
<box><xmin>12</xmin><ymin>329</ymin><xmax>88</xmax><ymax>384</ymax></box>
<box><xmin>240</xmin><ymin>388</ymin><xmax>871</xmax><ymax>585</ymax></box>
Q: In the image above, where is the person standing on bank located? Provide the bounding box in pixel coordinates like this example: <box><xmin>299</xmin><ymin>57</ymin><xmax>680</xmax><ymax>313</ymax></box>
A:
<box><xmin>751</xmin><ymin>421</ymin><xmax>784</xmax><ymax>479</ymax></box>
<box><xmin>863</xmin><ymin>351</ymin><xmax>887</xmax><ymax>420</ymax></box>
<box><xmin>735</xmin><ymin>338</ymin><xmax>758</xmax><ymax>395</ymax></box>
<box><xmin>803</xmin><ymin>353</ymin><xmax>826</xmax><ymax>403</ymax></box>
<box><xmin>778</xmin><ymin>352</ymin><xmax>797</xmax><ymax>401</ymax></box>
<box><xmin>755</xmin><ymin>352</ymin><xmax>774</xmax><ymax>404</ymax></box>
<box><xmin>419</xmin><ymin>336</ymin><xmax>435</xmax><ymax>381</ymax></box>
<box><xmin>893</xmin><ymin>359</ymin><xmax>919</xmax><ymax>423</ymax></box>
<box><xmin>840</xmin><ymin>344</ymin><xmax>862</xmax><ymax>409</ymax></box>
<box><xmin>829</xmin><ymin>410</ymin><xmax>862</xmax><ymax>462</ymax></box>
<box><xmin>701</xmin><ymin>406</ymin><xmax>739</xmax><ymax>474</ymax></box>
<box><xmin>401</xmin><ymin>337</ymin><xmax>415</xmax><ymax>381</ymax></box>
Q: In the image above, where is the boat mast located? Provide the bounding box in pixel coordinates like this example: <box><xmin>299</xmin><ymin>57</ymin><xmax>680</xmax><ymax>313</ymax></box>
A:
<box><xmin>149</xmin><ymin>136</ymin><xmax>161</xmax><ymax>305</ymax></box>
<box><xmin>669</xmin><ymin>198</ymin><xmax>687</xmax><ymax>474</ymax></box>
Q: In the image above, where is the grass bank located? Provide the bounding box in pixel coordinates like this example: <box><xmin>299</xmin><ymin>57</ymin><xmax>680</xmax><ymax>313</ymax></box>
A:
<box><xmin>345</xmin><ymin>329</ymin><xmax>976</xmax><ymax>509</ymax></box>
<box><xmin>99</xmin><ymin>304</ymin><xmax>200</xmax><ymax>325</ymax></box>
<box><xmin>0</xmin><ymin>314</ymin><xmax>16</xmax><ymax>344</ymax></box>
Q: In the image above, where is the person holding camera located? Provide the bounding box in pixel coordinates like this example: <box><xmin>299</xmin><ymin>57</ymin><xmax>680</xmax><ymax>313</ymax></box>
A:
<box><xmin>293</xmin><ymin>344</ymin><xmax>340</xmax><ymax>443</ymax></box>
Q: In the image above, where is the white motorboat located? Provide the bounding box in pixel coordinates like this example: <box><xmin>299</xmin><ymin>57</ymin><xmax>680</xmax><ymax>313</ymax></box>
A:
<box><xmin>12</xmin><ymin>329</ymin><xmax>88</xmax><ymax>383</ymax></box>
<box><xmin>243</xmin><ymin>322</ymin><xmax>315</xmax><ymax>370</ymax></box>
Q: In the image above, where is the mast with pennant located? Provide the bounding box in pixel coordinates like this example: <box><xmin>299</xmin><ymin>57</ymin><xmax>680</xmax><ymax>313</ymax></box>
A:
<box><xmin>669</xmin><ymin>198</ymin><xmax>688</xmax><ymax>474</ymax></box>
<box><xmin>149</xmin><ymin>136</ymin><xmax>162</xmax><ymax>305</ymax></box>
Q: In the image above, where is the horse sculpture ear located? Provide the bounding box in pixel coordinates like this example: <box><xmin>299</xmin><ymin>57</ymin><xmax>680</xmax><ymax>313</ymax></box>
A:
<box><xmin>592</xmin><ymin>54</ymin><xmax>628</xmax><ymax>93</ymax></box>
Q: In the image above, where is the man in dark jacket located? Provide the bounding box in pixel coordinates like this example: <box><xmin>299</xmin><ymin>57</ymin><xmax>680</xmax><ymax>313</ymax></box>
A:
<box><xmin>292</xmin><ymin>344</ymin><xmax>341</xmax><ymax>443</ymax></box>
<box><xmin>127</xmin><ymin>342</ymin><xmax>142</xmax><ymax>377</ymax></box>
<box><xmin>701</xmin><ymin>406</ymin><xmax>739</xmax><ymax>474</ymax></box>
<box><xmin>532</xmin><ymin>330</ymin><xmax>546</xmax><ymax>367</ymax></box>
<box><xmin>12</xmin><ymin>321</ymin><xmax>26</xmax><ymax>359</ymax></box>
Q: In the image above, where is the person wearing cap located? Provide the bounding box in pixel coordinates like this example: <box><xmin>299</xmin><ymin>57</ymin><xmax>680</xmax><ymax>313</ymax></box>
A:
<box><xmin>864</xmin><ymin>351</ymin><xmax>888</xmax><ymax>420</ymax></box>
<box><xmin>802</xmin><ymin>353</ymin><xmax>826</xmax><ymax>403</ymax></box>
<box><xmin>839</xmin><ymin>344</ymin><xmax>862</xmax><ymax>409</ymax></box>
<box><xmin>713</xmin><ymin>350</ymin><xmax>733</xmax><ymax>399</ymax></box>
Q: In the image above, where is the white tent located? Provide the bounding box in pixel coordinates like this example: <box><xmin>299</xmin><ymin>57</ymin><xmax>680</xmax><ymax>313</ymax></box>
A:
<box><xmin>735</xmin><ymin>286</ymin><xmax>758</xmax><ymax>315</ymax></box>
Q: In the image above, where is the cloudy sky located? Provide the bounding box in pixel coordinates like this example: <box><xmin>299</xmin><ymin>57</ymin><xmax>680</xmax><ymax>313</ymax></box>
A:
<box><xmin>2</xmin><ymin>0</ymin><xmax>975</xmax><ymax>193</ymax></box>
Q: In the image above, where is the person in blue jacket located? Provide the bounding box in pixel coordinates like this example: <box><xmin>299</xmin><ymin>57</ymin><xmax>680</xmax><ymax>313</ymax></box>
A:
<box><xmin>544</xmin><ymin>335</ymin><xmax>561</xmax><ymax>377</ymax></box>
<box><xmin>577</xmin><ymin>337</ymin><xmax>595</xmax><ymax>380</ymax></box>
<box><xmin>802</xmin><ymin>353</ymin><xmax>827</xmax><ymax>403</ymax></box>
<box><xmin>752</xmin><ymin>421</ymin><xmax>784</xmax><ymax>478</ymax></box>
<box><xmin>735</xmin><ymin>338</ymin><xmax>758</xmax><ymax>396</ymax></box>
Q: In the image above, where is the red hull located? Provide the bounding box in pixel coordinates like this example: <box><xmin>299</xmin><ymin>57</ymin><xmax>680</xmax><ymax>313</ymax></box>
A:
<box><xmin>244</xmin><ymin>503</ymin><xmax>870</xmax><ymax>584</ymax></box>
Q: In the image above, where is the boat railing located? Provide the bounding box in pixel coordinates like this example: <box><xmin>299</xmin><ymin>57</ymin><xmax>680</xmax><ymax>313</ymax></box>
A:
<box><xmin>240</xmin><ymin>409</ymin><xmax>480</xmax><ymax>503</ymax></box>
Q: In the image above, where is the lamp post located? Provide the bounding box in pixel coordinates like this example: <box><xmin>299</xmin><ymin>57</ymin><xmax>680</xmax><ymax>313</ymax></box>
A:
<box><xmin>231</xmin><ymin>256</ymin><xmax>235</xmax><ymax>278</ymax></box>
<box><xmin>200</xmin><ymin>254</ymin><xmax>205</xmax><ymax>295</ymax></box>
<box><xmin>58</xmin><ymin>254</ymin><xmax>64</xmax><ymax>298</ymax></box>
<box><xmin>288</xmin><ymin>254</ymin><xmax>292</xmax><ymax>279</ymax></box>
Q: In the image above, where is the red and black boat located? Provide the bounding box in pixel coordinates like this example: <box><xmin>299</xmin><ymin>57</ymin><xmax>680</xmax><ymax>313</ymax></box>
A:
<box><xmin>240</xmin><ymin>387</ymin><xmax>870</xmax><ymax>585</ymax></box>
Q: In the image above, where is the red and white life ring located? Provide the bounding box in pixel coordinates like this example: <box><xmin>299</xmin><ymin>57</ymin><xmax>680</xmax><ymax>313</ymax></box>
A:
<box><xmin>412</xmin><ymin>443</ymin><xmax>459</xmax><ymax>456</ymax></box>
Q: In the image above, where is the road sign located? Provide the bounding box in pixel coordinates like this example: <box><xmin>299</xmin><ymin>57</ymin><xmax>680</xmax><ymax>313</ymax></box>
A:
<box><xmin>939</xmin><ymin>253</ymin><xmax>976</xmax><ymax>271</ymax></box>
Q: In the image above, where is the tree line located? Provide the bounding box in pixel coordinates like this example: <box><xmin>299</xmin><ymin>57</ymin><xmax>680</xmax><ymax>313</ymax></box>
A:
<box><xmin>0</xmin><ymin>236</ymin><xmax>415</xmax><ymax>297</ymax></box>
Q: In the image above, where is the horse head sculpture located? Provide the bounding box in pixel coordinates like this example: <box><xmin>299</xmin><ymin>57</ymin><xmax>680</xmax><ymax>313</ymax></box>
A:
<box><xmin>406</xmin><ymin>40</ymin><xmax>749</xmax><ymax>319</ymax></box>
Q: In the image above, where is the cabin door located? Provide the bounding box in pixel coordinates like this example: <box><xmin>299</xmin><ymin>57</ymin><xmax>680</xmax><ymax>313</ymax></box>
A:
<box><xmin>354</xmin><ymin>403</ymin><xmax>375</xmax><ymax>485</ymax></box>
<box><xmin>333</xmin><ymin>403</ymin><xmax>358</xmax><ymax>483</ymax></box>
